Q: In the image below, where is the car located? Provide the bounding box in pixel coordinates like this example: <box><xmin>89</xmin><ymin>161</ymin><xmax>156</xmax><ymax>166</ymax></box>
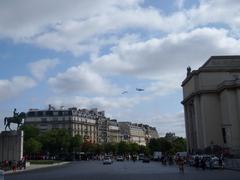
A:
<box><xmin>139</xmin><ymin>153</ymin><xmax>144</xmax><ymax>160</ymax></box>
<box><xmin>142</xmin><ymin>157</ymin><xmax>150</xmax><ymax>163</ymax></box>
<box><xmin>116</xmin><ymin>156</ymin><xmax>124</xmax><ymax>161</ymax></box>
<box><xmin>206</xmin><ymin>156</ymin><xmax>224</xmax><ymax>169</ymax></box>
<box><xmin>103</xmin><ymin>157</ymin><xmax>113</xmax><ymax>165</ymax></box>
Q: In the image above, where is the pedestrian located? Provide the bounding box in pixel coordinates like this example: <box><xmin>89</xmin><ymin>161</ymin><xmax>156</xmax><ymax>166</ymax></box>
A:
<box><xmin>200</xmin><ymin>158</ymin><xmax>206</xmax><ymax>170</ymax></box>
<box><xmin>195</xmin><ymin>156</ymin><xmax>199</xmax><ymax>169</ymax></box>
<box><xmin>178</xmin><ymin>157</ymin><xmax>184</xmax><ymax>173</ymax></box>
<box><xmin>218</xmin><ymin>156</ymin><xmax>223</xmax><ymax>169</ymax></box>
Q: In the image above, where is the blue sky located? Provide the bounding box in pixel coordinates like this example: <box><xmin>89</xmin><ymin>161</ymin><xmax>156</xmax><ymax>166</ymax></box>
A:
<box><xmin>1</xmin><ymin>0</ymin><xmax>240</xmax><ymax>136</ymax></box>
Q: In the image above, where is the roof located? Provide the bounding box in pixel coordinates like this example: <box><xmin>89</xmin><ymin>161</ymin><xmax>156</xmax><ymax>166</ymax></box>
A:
<box><xmin>182</xmin><ymin>55</ymin><xmax>240</xmax><ymax>86</ymax></box>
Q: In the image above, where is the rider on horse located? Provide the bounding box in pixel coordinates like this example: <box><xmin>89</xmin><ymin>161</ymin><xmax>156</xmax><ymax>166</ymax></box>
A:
<box><xmin>4</xmin><ymin>108</ymin><xmax>25</xmax><ymax>131</ymax></box>
<box><xmin>13</xmin><ymin>108</ymin><xmax>19</xmax><ymax>118</ymax></box>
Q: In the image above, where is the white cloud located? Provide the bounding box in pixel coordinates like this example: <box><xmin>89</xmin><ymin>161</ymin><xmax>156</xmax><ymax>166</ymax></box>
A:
<box><xmin>28</xmin><ymin>58</ymin><xmax>59</xmax><ymax>80</ymax></box>
<box><xmin>149</xmin><ymin>112</ymin><xmax>185</xmax><ymax>137</ymax></box>
<box><xmin>0</xmin><ymin>76</ymin><xmax>36</xmax><ymax>101</ymax></box>
<box><xmin>91</xmin><ymin>28</ymin><xmax>240</xmax><ymax>80</ymax></box>
<box><xmin>47</xmin><ymin>27</ymin><xmax>240</xmax><ymax>99</ymax></box>
<box><xmin>47</xmin><ymin>95</ymin><xmax>149</xmax><ymax>110</ymax></box>
<box><xmin>48</xmin><ymin>64</ymin><xmax>119</xmax><ymax>95</ymax></box>
<box><xmin>1</xmin><ymin>0</ymin><xmax>240</xmax><ymax>56</ymax></box>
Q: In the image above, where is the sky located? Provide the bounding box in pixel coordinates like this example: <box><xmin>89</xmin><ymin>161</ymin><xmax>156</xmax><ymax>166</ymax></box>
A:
<box><xmin>1</xmin><ymin>0</ymin><xmax>240</xmax><ymax>137</ymax></box>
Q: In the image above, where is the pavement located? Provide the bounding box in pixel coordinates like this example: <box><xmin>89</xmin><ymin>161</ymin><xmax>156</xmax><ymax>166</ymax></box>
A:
<box><xmin>224</xmin><ymin>158</ymin><xmax>240</xmax><ymax>171</ymax></box>
<box><xmin>4</xmin><ymin>162</ymin><xmax>70</xmax><ymax>175</ymax></box>
<box><xmin>4</xmin><ymin>160</ymin><xmax>240</xmax><ymax>180</ymax></box>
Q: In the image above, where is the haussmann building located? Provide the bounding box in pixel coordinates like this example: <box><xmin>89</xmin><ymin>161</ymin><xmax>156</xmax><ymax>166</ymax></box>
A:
<box><xmin>182</xmin><ymin>56</ymin><xmax>240</xmax><ymax>156</ymax></box>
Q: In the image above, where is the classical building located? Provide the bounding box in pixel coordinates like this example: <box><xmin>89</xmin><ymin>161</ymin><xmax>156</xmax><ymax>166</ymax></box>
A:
<box><xmin>118</xmin><ymin>122</ymin><xmax>158</xmax><ymax>146</ymax></box>
<box><xmin>25</xmin><ymin>105</ymin><xmax>159</xmax><ymax>146</ymax></box>
<box><xmin>138</xmin><ymin>124</ymin><xmax>159</xmax><ymax>143</ymax></box>
<box><xmin>107</xmin><ymin>119</ymin><xmax>120</xmax><ymax>143</ymax></box>
<box><xmin>25</xmin><ymin>106</ymin><xmax>98</xmax><ymax>143</ymax></box>
<box><xmin>182</xmin><ymin>56</ymin><xmax>240</xmax><ymax>155</ymax></box>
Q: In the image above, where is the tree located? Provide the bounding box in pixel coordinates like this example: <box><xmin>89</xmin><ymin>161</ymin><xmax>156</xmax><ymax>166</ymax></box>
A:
<box><xmin>171</xmin><ymin>137</ymin><xmax>187</xmax><ymax>153</ymax></box>
<box><xmin>20</xmin><ymin>125</ymin><xmax>40</xmax><ymax>141</ymax></box>
<box><xmin>148</xmin><ymin>138</ymin><xmax>161</xmax><ymax>153</ymax></box>
<box><xmin>129</xmin><ymin>143</ymin><xmax>139</xmax><ymax>154</ymax></box>
<box><xmin>70</xmin><ymin>135</ymin><xmax>83</xmax><ymax>152</ymax></box>
<box><xmin>138</xmin><ymin>145</ymin><xmax>150</xmax><ymax>156</ymax></box>
<box><xmin>40</xmin><ymin>129</ymin><xmax>71</xmax><ymax>155</ymax></box>
<box><xmin>24</xmin><ymin>138</ymin><xmax>42</xmax><ymax>155</ymax></box>
<box><xmin>117</xmin><ymin>141</ymin><xmax>129</xmax><ymax>155</ymax></box>
<box><xmin>148</xmin><ymin>138</ymin><xmax>172</xmax><ymax>154</ymax></box>
<box><xmin>103</xmin><ymin>143</ymin><xmax>117</xmax><ymax>154</ymax></box>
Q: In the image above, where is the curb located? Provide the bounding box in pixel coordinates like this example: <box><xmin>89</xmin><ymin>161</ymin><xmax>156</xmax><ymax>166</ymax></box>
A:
<box><xmin>225</xmin><ymin>168</ymin><xmax>240</xmax><ymax>172</ymax></box>
<box><xmin>4</xmin><ymin>162</ymin><xmax>70</xmax><ymax>175</ymax></box>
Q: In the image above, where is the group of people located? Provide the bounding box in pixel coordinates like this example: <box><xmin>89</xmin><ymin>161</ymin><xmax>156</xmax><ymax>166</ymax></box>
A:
<box><xmin>0</xmin><ymin>159</ymin><xmax>26</xmax><ymax>172</ymax></box>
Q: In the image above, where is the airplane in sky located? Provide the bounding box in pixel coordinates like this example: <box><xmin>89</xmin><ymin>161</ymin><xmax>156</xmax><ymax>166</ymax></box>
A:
<box><xmin>121</xmin><ymin>91</ymin><xmax>128</xmax><ymax>94</ymax></box>
<box><xmin>136</xmin><ymin>88</ymin><xmax>144</xmax><ymax>91</ymax></box>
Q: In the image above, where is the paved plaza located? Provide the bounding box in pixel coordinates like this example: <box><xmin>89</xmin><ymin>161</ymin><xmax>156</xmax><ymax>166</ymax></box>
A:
<box><xmin>5</xmin><ymin>160</ymin><xmax>240</xmax><ymax>180</ymax></box>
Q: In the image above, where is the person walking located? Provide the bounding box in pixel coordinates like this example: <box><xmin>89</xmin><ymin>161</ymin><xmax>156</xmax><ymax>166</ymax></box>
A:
<box><xmin>178</xmin><ymin>156</ymin><xmax>185</xmax><ymax>173</ymax></box>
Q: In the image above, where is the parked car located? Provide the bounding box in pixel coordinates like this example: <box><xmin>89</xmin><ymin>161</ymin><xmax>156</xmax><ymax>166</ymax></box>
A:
<box><xmin>206</xmin><ymin>156</ymin><xmax>224</xmax><ymax>169</ymax></box>
<box><xmin>142</xmin><ymin>157</ymin><xmax>150</xmax><ymax>163</ymax></box>
<box><xmin>116</xmin><ymin>156</ymin><xmax>124</xmax><ymax>161</ymax></box>
<box><xmin>103</xmin><ymin>157</ymin><xmax>113</xmax><ymax>165</ymax></box>
<box><xmin>139</xmin><ymin>153</ymin><xmax>144</xmax><ymax>160</ymax></box>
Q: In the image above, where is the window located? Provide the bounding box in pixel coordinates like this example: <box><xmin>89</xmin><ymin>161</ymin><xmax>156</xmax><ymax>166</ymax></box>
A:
<box><xmin>53</xmin><ymin>111</ymin><xmax>59</xmax><ymax>116</ymax></box>
<box><xmin>41</xmin><ymin>118</ymin><xmax>47</xmax><ymax>123</ymax></box>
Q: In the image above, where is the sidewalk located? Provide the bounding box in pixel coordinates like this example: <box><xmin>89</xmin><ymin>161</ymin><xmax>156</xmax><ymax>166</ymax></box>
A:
<box><xmin>4</xmin><ymin>162</ymin><xmax>70</xmax><ymax>175</ymax></box>
<box><xmin>224</xmin><ymin>158</ymin><xmax>240</xmax><ymax>171</ymax></box>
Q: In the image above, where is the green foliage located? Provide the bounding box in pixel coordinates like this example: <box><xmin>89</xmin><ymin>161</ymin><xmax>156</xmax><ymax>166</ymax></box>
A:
<box><xmin>103</xmin><ymin>143</ymin><xmax>117</xmax><ymax>154</ymax></box>
<box><xmin>40</xmin><ymin>129</ymin><xmax>71</xmax><ymax>154</ymax></box>
<box><xmin>24</xmin><ymin>138</ymin><xmax>42</xmax><ymax>154</ymax></box>
<box><xmin>20</xmin><ymin>125</ymin><xmax>40</xmax><ymax>141</ymax></box>
<box><xmin>138</xmin><ymin>145</ymin><xmax>150</xmax><ymax>156</ymax></box>
<box><xmin>70</xmin><ymin>135</ymin><xmax>83</xmax><ymax>152</ymax></box>
<box><xmin>81</xmin><ymin>142</ymin><xmax>95</xmax><ymax>153</ymax></box>
<box><xmin>129</xmin><ymin>143</ymin><xmax>139</xmax><ymax>154</ymax></box>
<box><xmin>148</xmin><ymin>135</ymin><xmax>187</xmax><ymax>155</ymax></box>
<box><xmin>171</xmin><ymin>137</ymin><xmax>187</xmax><ymax>153</ymax></box>
<box><xmin>117</xmin><ymin>141</ymin><xmax>129</xmax><ymax>155</ymax></box>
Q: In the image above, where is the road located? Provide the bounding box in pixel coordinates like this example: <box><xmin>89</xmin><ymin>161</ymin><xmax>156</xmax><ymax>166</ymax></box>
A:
<box><xmin>5</xmin><ymin>160</ymin><xmax>240</xmax><ymax>180</ymax></box>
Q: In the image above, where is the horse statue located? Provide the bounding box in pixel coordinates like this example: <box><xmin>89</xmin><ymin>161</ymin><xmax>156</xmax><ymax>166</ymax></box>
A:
<box><xmin>4</xmin><ymin>112</ymin><xmax>26</xmax><ymax>131</ymax></box>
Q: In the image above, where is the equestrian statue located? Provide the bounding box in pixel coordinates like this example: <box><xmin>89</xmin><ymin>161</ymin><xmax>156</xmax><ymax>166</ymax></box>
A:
<box><xmin>4</xmin><ymin>108</ymin><xmax>26</xmax><ymax>131</ymax></box>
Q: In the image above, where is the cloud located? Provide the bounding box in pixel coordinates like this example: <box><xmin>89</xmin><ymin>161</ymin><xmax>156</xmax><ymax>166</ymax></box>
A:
<box><xmin>90</xmin><ymin>28</ymin><xmax>240</xmax><ymax>80</ymax></box>
<box><xmin>0</xmin><ymin>76</ymin><xmax>36</xmax><ymax>101</ymax></box>
<box><xmin>47</xmin><ymin>27</ymin><xmax>240</xmax><ymax>99</ymax></box>
<box><xmin>47</xmin><ymin>95</ymin><xmax>149</xmax><ymax>110</ymax></box>
<box><xmin>149</xmin><ymin>112</ymin><xmax>185</xmax><ymax>137</ymax></box>
<box><xmin>1</xmin><ymin>0</ymin><xmax>240</xmax><ymax>56</ymax></box>
<box><xmin>48</xmin><ymin>64</ymin><xmax>119</xmax><ymax>95</ymax></box>
<box><xmin>28</xmin><ymin>58</ymin><xmax>59</xmax><ymax>80</ymax></box>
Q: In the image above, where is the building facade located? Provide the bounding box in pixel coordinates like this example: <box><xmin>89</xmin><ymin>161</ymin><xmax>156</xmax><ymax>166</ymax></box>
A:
<box><xmin>25</xmin><ymin>105</ymin><xmax>159</xmax><ymax>145</ymax></box>
<box><xmin>182</xmin><ymin>56</ymin><xmax>240</xmax><ymax>155</ymax></box>
<box><xmin>119</xmin><ymin>122</ymin><xmax>159</xmax><ymax>146</ymax></box>
<box><xmin>25</xmin><ymin>106</ymin><xmax>98</xmax><ymax>143</ymax></box>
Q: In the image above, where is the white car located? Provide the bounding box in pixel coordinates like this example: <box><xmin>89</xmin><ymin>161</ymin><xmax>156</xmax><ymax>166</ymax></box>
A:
<box><xmin>206</xmin><ymin>156</ymin><xmax>224</xmax><ymax>169</ymax></box>
<box><xmin>103</xmin><ymin>157</ymin><xmax>113</xmax><ymax>165</ymax></box>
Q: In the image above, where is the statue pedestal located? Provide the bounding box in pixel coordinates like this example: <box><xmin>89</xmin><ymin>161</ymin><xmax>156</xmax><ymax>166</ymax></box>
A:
<box><xmin>0</xmin><ymin>130</ymin><xmax>24</xmax><ymax>161</ymax></box>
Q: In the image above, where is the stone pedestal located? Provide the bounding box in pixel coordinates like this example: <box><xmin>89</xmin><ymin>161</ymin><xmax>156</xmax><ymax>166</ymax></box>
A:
<box><xmin>0</xmin><ymin>130</ymin><xmax>24</xmax><ymax>161</ymax></box>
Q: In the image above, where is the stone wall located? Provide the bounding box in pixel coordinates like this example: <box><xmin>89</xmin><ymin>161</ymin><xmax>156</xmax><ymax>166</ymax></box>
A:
<box><xmin>0</xmin><ymin>130</ymin><xmax>23</xmax><ymax>161</ymax></box>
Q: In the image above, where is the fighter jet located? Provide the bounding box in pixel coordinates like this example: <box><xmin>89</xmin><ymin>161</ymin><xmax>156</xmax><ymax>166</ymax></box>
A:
<box><xmin>136</xmin><ymin>88</ymin><xmax>144</xmax><ymax>91</ymax></box>
<box><xmin>122</xmin><ymin>91</ymin><xmax>128</xmax><ymax>94</ymax></box>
